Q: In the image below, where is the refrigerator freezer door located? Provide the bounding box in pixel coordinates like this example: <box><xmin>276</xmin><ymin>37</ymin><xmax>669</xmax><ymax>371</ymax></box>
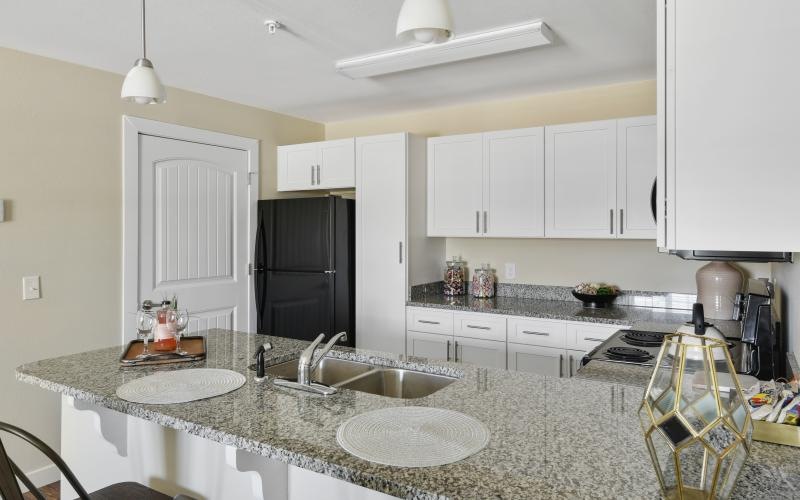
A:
<box><xmin>257</xmin><ymin>271</ymin><xmax>334</xmax><ymax>342</ymax></box>
<box><xmin>261</xmin><ymin>197</ymin><xmax>334</xmax><ymax>272</ymax></box>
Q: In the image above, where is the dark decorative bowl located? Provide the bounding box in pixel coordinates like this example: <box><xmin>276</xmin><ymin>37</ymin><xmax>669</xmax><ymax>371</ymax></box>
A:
<box><xmin>571</xmin><ymin>291</ymin><xmax>619</xmax><ymax>308</ymax></box>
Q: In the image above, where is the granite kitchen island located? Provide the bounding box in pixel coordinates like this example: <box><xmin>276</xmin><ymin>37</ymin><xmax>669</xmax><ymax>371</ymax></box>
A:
<box><xmin>16</xmin><ymin>330</ymin><xmax>800</xmax><ymax>499</ymax></box>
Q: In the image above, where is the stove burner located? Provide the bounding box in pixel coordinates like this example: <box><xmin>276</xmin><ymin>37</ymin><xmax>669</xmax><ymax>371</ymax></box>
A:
<box><xmin>622</xmin><ymin>330</ymin><xmax>668</xmax><ymax>347</ymax></box>
<box><xmin>605</xmin><ymin>346</ymin><xmax>654</xmax><ymax>362</ymax></box>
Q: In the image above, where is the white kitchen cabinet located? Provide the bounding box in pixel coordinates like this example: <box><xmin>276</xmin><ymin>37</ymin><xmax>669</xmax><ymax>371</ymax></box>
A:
<box><xmin>428</xmin><ymin>128</ymin><xmax>545</xmax><ymax>238</ymax></box>
<box><xmin>483</xmin><ymin>128</ymin><xmax>545</xmax><ymax>237</ymax></box>
<box><xmin>617</xmin><ymin>116</ymin><xmax>657</xmax><ymax>239</ymax></box>
<box><xmin>566</xmin><ymin>322</ymin><xmax>626</xmax><ymax>352</ymax></box>
<box><xmin>407</xmin><ymin>330</ymin><xmax>452</xmax><ymax>361</ymax></box>
<box><xmin>277</xmin><ymin>138</ymin><xmax>355</xmax><ymax>191</ymax></box>
<box><xmin>356</xmin><ymin>135</ymin><xmax>444</xmax><ymax>355</ymax></box>
<box><xmin>453</xmin><ymin>336</ymin><xmax>506</xmax><ymax>369</ymax></box>
<box><xmin>507</xmin><ymin>343</ymin><xmax>564</xmax><ymax>378</ymax></box>
<box><xmin>453</xmin><ymin>311</ymin><xmax>506</xmax><ymax>342</ymax></box>
<box><xmin>658</xmin><ymin>0</ymin><xmax>800</xmax><ymax>251</ymax></box>
<box><xmin>545</xmin><ymin>120</ymin><xmax>617</xmax><ymax>238</ymax></box>
<box><xmin>566</xmin><ymin>349</ymin><xmax>585</xmax><ymax>378</ymax></box>
<box><xmin>427</xmin><ymin>134</ymin><xmax>483</xmax><ymax>236</ymax></box>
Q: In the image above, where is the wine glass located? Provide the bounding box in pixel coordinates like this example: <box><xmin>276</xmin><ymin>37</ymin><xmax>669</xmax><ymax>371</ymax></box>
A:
<box><xmin>172</xmin><ymin>309</ymin><xmax>190</xmax><ymax>354</ymax></box>
<box><xmin>136</xmin><ymin>309</ymin><xmax>156</xmax><ymax>356</ymax></box>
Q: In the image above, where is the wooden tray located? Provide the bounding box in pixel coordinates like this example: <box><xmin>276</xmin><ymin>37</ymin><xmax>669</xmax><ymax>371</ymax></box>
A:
<box><xmin>120</xmin><ymin>336</ymin><xmax>207</xmax><ymax>366</ymax></box>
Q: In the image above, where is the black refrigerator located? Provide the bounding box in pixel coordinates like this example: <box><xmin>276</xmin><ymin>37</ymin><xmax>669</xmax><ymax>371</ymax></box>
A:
<box><xmin>254</xmin><ymin>196</ymin><xmax>355</xmax><ymax>347</ymax></box>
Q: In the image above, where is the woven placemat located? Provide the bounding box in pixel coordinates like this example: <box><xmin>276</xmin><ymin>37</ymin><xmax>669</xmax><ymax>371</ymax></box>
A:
<box><xmin>336</xmin><ymin>406</ymin><xmax>489</xmax><ymax>467</ymax></box>
<box><xmin>116</xmin><ymin>368</ymin><xmax>245</xmax><ymax>404</ymax></box>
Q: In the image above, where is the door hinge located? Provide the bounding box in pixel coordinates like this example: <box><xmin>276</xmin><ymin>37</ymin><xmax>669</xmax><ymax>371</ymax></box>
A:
<box><xmin>247</xmin><ymin>171</ymin><xmax>258</xmax><ymax>185</ymax></box>
<box><xmin>248</xmin><ymin>263</ymin><xmax>252</xmax><ymax>275</ymax></box>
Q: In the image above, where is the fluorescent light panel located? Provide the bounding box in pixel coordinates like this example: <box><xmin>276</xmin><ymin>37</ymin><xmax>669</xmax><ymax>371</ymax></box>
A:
<box><xmin>336</xmin><ymin>20</ymin><xmax>553</xmax><ymax>79</ymax></box>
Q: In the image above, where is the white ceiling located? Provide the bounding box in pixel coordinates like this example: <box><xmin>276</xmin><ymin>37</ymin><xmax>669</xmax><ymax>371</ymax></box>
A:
<box><xmin>0</xmin><ymin>0</ymin><xmax>656</xmax><ymax>123</ymax></box>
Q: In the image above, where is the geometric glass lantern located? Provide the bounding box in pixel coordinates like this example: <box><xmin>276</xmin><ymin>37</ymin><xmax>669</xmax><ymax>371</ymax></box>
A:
<box><xmin>639</xmin><ymin>333</ymin><xmax>753</xmax><ymax>499</ymax></box>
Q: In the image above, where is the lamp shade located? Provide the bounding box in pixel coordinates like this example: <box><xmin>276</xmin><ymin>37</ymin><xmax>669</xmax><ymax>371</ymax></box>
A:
<box><xmin>396</xmin><ymin>0</ymin><xmax>453</xmax><ymax>44</ymax></box>
<box><xmin>121</xmin><ymin>58</ymin><xmax>166</xmax><ymax>104</ymax></box>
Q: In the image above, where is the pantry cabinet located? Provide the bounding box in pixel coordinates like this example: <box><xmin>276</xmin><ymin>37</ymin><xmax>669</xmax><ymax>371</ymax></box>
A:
<box><xmin>427</xmin><ymin>128</ymin><xmax>545</xmax><ymax>238</ymax></box>
<box><xmin>658</xmin><ymin>0</ymin><xmax>800</xmax><ymax>251</ymax></box>
<box><xmin>277</xmin><ymin>138</ymin><xmax>355</xmax><ymax>191</ymax></box>
<box><xmin>617</xmin><ymin>116</ymin><xmax>657</xmax><ymax>239</ymax></box>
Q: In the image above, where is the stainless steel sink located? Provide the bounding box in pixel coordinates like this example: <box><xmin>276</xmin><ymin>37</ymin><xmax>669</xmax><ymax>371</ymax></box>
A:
<box><xmin>338</xmin><ymin>368</ymin><xmax>457</xmax><ymax>399</ymax></box>
<box><xmin>265</xmin><ymin>357</ymin><xmax>373</xmax><ymax>386</ymax></box>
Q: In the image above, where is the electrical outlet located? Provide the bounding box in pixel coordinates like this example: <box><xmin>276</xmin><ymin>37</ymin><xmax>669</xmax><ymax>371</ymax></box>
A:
<box><xmin>504</xmin><ymin>263</ymin><xmax>516</xmax><ymax>280</ymax></box>
<box><xmin>23</xmin><ymin>275</ymin><xmax>40</xmax><ymax>300</ymax></box>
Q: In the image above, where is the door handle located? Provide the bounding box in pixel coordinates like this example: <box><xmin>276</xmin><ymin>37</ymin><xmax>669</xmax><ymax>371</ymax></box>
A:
<box><xmin>476</xmin><ymin>211</ymin><xmax>480</xmax><ymax>234</ymax></box>
<box><xmin>446</xmin><ymin>340</ymin><xmax>451</xmax><ymax>361</ymax></box>
<box><xmin>399</xmin><ymin>241</ymin><xmax>403</xmax><ymax>264</ymax></box>
<box><xmin>316</xmin><ymin>165</ymin><xmax>321</xmax><ymax>185</ymax></box>
<box><xmin>454</xmin><ymin>341</ymin><xmax>460</xmax><ymax>362</ymax></box>
<box><xmin>568</xmin><ymin>355</ymin><xmax>574</xmax><ymax>377</ymax></box>
<box><xmin>483</xmin><ymin>211</ymin><xmax>487</xmax><ymax>234</ymax></box>
<box><xmin>619</xmin><ymin>209</ymin><xmax>624</xmax><ymax>235</ymax></box>
<box><xmin>418</xmin><ymin>320</ymin><xmax>440</xmax><ymax>325</ymax></box>
<box><xmin>559</xmin><ymin>354</ymin><xmax>563</xmax><ymax>377</ymax></box>
<box><xmin>324</xmin><ymin>270</ymin><xmax>336</xmax><ymax>274</ymax></box>
<box><xmin>610</xmin><ymin>209</ymin><xmax>614</xmax><ymax>234</ymax></box>
<box><xmin>522</xmin><ymin>330</ymin><xmax>549</xmax><ymax>336</ymax></box>
<box><xmin>466</xmin><ymin>325</ymin><xmax>491</xmax><ymax>330</ymax></box>
<box><xmin>311</xmin><ymin>165</ymin><xmax>315</xmax><ymax>186</ymax></box>
<box><xmin>584</xmin><ymin>337</ymin><xmax>606</xmax><ymax>343</ymax></box>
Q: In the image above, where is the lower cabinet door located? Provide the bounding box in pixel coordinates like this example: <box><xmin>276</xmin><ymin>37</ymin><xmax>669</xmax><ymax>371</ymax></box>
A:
<box><xmin>507</xmin><ymin>343</ymin><xmax>565</xmax><ymax>377</ymax></box>
<box><xmin>454</xmin><ymin>336</ymin><xmax>506</xmax><ymax>370</ymax></box>
<box><xmin>566</xmin><ymin>349</ymin><xmax>586</xmax><ymax>378</ymax></box>
<box><xmin>406</xmin><ymin>330</ymin><xmax>451</xmax><ymax>361</ymax></box>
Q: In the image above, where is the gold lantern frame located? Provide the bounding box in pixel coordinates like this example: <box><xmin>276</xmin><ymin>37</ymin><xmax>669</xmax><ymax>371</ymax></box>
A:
<box><xmin>639</xmin><ymin>333</ymin><xmax>753</xmax><ymax>500</ymax></box>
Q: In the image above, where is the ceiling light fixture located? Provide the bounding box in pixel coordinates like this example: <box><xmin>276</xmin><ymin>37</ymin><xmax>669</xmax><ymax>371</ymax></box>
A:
<box><xmin>338</xmin><ymin>20</ymin><xmax>553</xmax><ymax>79</ymax></box>
<box><xmin>396</xmin><ymin>0</ymin><xmax>453</xmax><ymax>44</ymax></box>
<box><xmin>121</xmin><ymin>0</ymin><xmax>166</xmax><ymax>104</ymax></box>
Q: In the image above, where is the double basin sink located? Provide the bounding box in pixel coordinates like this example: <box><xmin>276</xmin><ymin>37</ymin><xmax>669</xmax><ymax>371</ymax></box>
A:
<box><xmin>265</xmin><ymin>357</ymin><xmax>456</xmax><ymax>399</ymax></box>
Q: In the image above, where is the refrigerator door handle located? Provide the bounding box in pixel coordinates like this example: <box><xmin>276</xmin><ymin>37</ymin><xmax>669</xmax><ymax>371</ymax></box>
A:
<box><xmin>311</xmin><ymin>165</ymin><xmax>315</xmax><ymax>186</ymax></box>
<box><xmin>324</xmin><ymin>270</ymin><xmax>336</xmax><ymax>274</ymax></box>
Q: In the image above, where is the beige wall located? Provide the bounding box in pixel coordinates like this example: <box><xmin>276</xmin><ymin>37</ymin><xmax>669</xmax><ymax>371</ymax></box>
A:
<box><xmin>0</xmin><ymin>48</ymin><xmax>323</xmax><ymax>476</ymax></box>
<box><xmin>325</xmin><ymin>80</ymin><xmax>770</xmax><ymax>292</ymax></box>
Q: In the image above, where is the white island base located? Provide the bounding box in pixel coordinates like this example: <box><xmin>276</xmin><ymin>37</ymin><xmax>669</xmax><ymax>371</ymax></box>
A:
<box><xmin>60</xmin><ymin>396</ymin><xmax>395</xmax><ymax>500</ymax></box>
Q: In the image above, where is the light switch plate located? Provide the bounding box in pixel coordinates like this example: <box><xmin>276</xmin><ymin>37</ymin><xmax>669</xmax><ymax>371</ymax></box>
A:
<box><xmin>23</xmin><ymin>275</ymin><xmax>40</xmax><ymax>300</ymax></box>
<box><xmin>504</xmin><ymin>263</ymin><xmax>516</xmax><ymax>280</ymax></box>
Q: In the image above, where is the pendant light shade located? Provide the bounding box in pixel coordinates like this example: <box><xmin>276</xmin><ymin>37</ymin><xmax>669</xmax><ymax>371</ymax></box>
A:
<box><xmin>396</xmin><ymin>0</ymin><xmax>453</xmax><ymax>44</ymax></box>
<box><xmin>121</xmin><ymin>0</ymin><xmax>166</xmax><ymax>104</ymax></box>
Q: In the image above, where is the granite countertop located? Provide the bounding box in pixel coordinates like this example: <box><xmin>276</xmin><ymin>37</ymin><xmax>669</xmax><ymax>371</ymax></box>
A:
<box><xmin>16</xmin><ymin>330</ymin><xmax>798</xmax><ymax>499</ymax></box>
<box><xmin>407</xmin><ymin>293</ymin><xmax>743</xmax><ymax>335</ymax></box>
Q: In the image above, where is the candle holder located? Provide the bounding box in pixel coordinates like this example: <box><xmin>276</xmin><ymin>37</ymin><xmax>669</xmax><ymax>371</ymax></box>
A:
<box><xmin>639</xmin><ymin>333</ymin><xmax>753</xmax><ymax>499</ymax></box>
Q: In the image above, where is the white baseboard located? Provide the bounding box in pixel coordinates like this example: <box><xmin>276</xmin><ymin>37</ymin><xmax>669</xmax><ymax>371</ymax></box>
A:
<box><xmin>18</xmin><ymin>463</ymin><xmax>60</xmax><ymax>493</ymax></box>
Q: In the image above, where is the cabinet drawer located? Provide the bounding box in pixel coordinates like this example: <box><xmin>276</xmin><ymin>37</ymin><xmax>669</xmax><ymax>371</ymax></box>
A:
<box><xmin>566</xmin><ymin>322</ymin><xmax>628</xmax><ymax>352</ymax></box>
<box><xmin>406</xmin><ymin>307</ymin><xmax>454</xmax><ymax>335</ymax></box>
<box><xmin>453</xmin><ymin>312</ymin><xmax>506</xmax><ymax>342</ymax></box>
<box><xmin>507</xmin><ymin>317</ymin><xmax>566</xmax><ymax>348</ymax></box>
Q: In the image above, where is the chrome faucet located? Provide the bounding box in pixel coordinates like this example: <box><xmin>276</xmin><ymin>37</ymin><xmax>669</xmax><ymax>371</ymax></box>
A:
<box><xmin>272</xmin><ymin>332</ymin><xmax>348</xmax><ymax>396</ymax></box>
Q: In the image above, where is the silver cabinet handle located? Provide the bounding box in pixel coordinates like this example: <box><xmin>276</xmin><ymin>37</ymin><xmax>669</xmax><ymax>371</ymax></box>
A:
<box><xmin>522</xmin><ymin>330</ymin><xmax>549</xmax><ymax>336</ymax></box>
<box><xmin>483</xmin><ymin>211</ymin><xmax>487</xmax><ymax>234</ymax></box>
<box><xmin>399</xmin><ymin>241</ymin><xmax>403</xmax><ymax>264</ymax></box>
<box><xmin>609</xmin><ymin>209</ymin><xmax>614</xmax><ymax>234</ymax></box>
<box><xmin>467</xmin><ymin>325</ymin><xmax>491</xmax><ymax>330</ymax></box>
<box><xmin>619</xmin><ymin>209</ymin><xmax>624</xmax><ymax>235</ymax></box>
<box><xmin>584</xmin><ymin>337</ymin><xmax>605</xmax><ymax>342</ymax></box>
<box><xmin>476</xmin><ymin>211</ymin><xmax>480</xmax><ymax>233</ymax></box>
<box><xmin>418</xmin><ymin>320</ymin><xmax>440</xmax><ymax>325</ymax></box>
<box><xmin>446</xmin><ymin>339</ymin><xmax>451</xmax><ymax>361</ymax></box>
<box><xmin>316</xmin><ymin>165</ymin><xmax>321</xmax><ymax>185</ymax></box>
<box><xmin>454</xmin><ymin>341</ymin><xmax>460</xmax><ymax>362</ymax></box>
<box><xmin>568</xmin><ymin>354</ymin><xmax>574</xmax><ymax>377</ymax></box>
<box><xmin>311</xmin><ymin>165</ymin><xmax>315</xmax><ymax>186</ymax></box>
<box><xmin>559</xmin><ymin>354</ymin><xmax>563</xmax><ymax>377</ymax></box>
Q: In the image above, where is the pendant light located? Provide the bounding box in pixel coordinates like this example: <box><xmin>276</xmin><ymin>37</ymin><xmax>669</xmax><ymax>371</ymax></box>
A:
<box><xmin>121</xmin><ymin>0</ymin><xmax>166</xmax><ymax>104</ymax></box>
<box><xmin>396</xmin><ymin>0</ymin><xmax>453</xmax><ymax>44</ymax></box>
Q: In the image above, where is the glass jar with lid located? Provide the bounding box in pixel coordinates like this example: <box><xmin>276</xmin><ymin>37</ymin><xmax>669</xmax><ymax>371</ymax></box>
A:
<box><xmin>471</xmin><ymin>263</ymin><xmax>496</xmax><ymax>298</ymax></box>
<box><xmin>443</xmin><ymin>257</ymin><xmax>466</xmax><ymax>296</ymax></box>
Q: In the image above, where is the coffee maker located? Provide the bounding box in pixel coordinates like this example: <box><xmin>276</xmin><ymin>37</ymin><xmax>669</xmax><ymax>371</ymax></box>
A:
<box><xmin>733</xmin><ymin>278</ymin><xmax>783</xmax><ymax>380</ymax></box>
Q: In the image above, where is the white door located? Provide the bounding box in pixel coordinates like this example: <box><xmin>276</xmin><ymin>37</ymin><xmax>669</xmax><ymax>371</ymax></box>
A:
<box><xmin>137</xmin><ymin>135</ymin><xmax>251</xmax><ymax>336</ymax></box>
<box><xmin>483</xmin><ymin>128</ymin><xmax>545</xmax><ymax>237</ymax></box>
<box><xmin>545</xmin><ymin>120</ymin><xmax>617</xmax><ymax>238</ymax></box>
<box><xmin>427</xmin><ymin>134</ymin><xmax>483</xmax><ymax>237</ymax></box>
<box><xmin>317</xmin><ymin>138</ymin><xmax>355</xmax><ymax>189</ymax></box>
<box><xmin>454</xmin><ymin>336</ymin><xmax>506</xmax><ymax>369</ymax></box>
<box><xmin>507</xmin><ymin>343</ymin><xmax>564</xmax><ymax>377</ymax></box>
<box><xmin>617</xmin><ymin>116</ymin><xmax>657</xmax><ymax>239</ymax></box>
<box><xmin>406</xmin><ymin>331</ymin><xmax>451</xmax><ymax>361</ymax></box>
<box><xmin>277</xmin><ymin>143</ymin><xmax>317</xmax><ymax>191</ymax></box>
<box><xmin>356</xmin><ymin>134</ymin><xmax>407</xmax><ymax>355</ymax></box>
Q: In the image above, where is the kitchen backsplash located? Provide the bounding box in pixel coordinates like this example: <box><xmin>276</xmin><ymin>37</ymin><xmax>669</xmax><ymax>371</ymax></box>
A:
<box><xmin>410</xmin><ymin>281</ymin><xmax>697</xmax><ymax>311</ymax></box>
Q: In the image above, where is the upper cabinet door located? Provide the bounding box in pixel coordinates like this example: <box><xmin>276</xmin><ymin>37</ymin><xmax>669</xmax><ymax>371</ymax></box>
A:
<box><xmin>317</xmin><ymin>138</ymin><xmax>355</xmax><ymax>190</ymax></box>
<box><xmin>483</xmin><ymin>128</ymin><xmax>545</xmax><ymax>237</ymax></box>
<box><xmin>617</xmin><ymin>116</ymin><xmax>657</xmax><ymax>240</ymax></box>
<box><xmin>277</xmin><ymin>143</ymin><xmax>318</xmax><ymax>191</ymax></box>
<box><xmin>427</xmin><ymin>134</ymin><xmax>484</xmax><ymax>237</ymax></box>
<box><xmin>545</xmin><ymin>120</ymin><xmax>617</xmax><ymax>238</ymax></box>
